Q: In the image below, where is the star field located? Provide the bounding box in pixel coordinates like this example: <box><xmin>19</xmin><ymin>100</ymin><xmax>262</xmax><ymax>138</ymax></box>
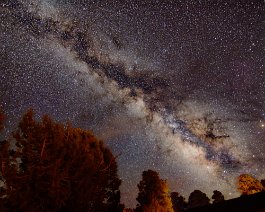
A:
<box><xmin>0</xmin><ymin>0</ymin><xmax>265</xmax><ymax>208</ymax></box>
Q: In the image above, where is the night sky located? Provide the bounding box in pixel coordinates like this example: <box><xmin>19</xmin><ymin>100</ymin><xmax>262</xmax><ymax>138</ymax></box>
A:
<box><xmin>0</xmin><ymin>0</ymin><xmax>265</xmax><ymax>208</ymax></box>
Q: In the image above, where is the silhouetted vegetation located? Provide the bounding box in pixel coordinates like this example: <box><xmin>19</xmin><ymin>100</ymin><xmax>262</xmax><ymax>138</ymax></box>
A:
<box><xmin>211</xmin><ymin>190</ymin><xmax>224</xmax><ymax>204</ymax></box>
<box><xmin>171</xmin><ymin>192</ymin><xmax>187</xmax><ymax>212</ymax></box>
<box><xmin>0</xmin><ymin>110</ymin><xmax>123</xmax><ymax>212</ymax></box>
<box><xmin>186</xmin><ymin>192</ymin><xmax>265</xmax><ymax>212</ymax></box>
<box><xmin>187</xmin><ymin>190</ymin><xmax>210</xmax><ymax>209</ymax></box>
<box><xmin>261</xmin><ymin>179</ymin><xmax>265</xmax><ymax>188</ymax></box>
<box><xmin>0</xmin><ymin>110</ymin><xmax>265</xmax><ymax>211</ymax></box>
<box><xmin>135</xmin><ymin>170</ymin><xmax>173</xmax><ymax>212</ymax></box>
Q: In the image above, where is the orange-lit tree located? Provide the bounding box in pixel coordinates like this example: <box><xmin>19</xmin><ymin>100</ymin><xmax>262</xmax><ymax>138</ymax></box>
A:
<box><xmin>0</xmin><ymin>109</ymin><xmax>122</xmax><ymax>211</ymax></box>
<box><xmin>237</xmin><ymin>174</ymin><xmax>264</xmax><ymax>195</ymax></box>
<box><xmin>135</xmin><ymin>170</ymin><xmax>173</xmax><ymax>212</ymax></box>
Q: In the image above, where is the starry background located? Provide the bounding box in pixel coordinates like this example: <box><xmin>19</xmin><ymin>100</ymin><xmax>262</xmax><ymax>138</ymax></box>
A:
<box><xmin>0</xmin><ymin>0</ymin><xmax>265</xmax><ymax>208</ymax></box>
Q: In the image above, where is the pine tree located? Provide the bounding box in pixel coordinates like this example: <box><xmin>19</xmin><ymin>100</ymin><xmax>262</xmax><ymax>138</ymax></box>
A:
<box><xmin>0</xmin><ymin>109</ymin><xmax>122</xmax><ymax>211</ymax></box>
<box><xmin>135</xmin><ymin>170</ymin><xmax>173</xmax><ymax>212</ymax></box>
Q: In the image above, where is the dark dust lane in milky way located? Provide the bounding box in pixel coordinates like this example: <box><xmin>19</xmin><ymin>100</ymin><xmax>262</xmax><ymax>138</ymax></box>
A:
<box><xmin>0</xmin><ymin>0</ymin><xmax>264</xmax><ymax>207</ymax></box>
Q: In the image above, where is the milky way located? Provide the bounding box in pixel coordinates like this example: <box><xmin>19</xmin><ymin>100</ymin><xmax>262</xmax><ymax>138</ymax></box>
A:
<box><xmin>0</xmin><ymin>0</ymin><xmax>265</xmax><ymax>207</ymax></box>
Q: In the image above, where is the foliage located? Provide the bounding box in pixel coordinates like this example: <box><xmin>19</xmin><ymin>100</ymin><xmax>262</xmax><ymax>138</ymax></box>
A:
<box><xmin>212</xmin><ymin>190</ymin><xmax>224</xmax><ymax>204</ymax></box>
<box><xmin>237</xmin><ymin>174</ymin><xmax>264</xmax><ymax>195</ymax></box>
<box><xmin>0</xmin><ymin>109</ymin><xmax>122</xmax><ymax>212</ymax></box>
<box><xmin>135</xmin><ymin>169</ymin><xmax>173</xmax><ymax>212</ymax></box>
<box><xmin>171</xmin><ymin>192</ymin><xmax>187</xmax><ymax>212</ymax></box>
<box><xmin>261</xmin><ymin>179</ymin><xmax>265</xmax><ymax>189</ymax></box>
<box><xmin>187</xmin><ymin>190</ymin><xmax>210</xmax><ymax>209</ymax></box>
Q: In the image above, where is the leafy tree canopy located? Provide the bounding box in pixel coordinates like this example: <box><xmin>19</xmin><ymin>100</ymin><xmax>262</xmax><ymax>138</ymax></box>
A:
<box><xmin>187</xmin><ymin>190</ymin><xmax>210</xmax><ymax>209</ymax></box>
<box><xmin>135</xmin><ymin>169</ymin><xmax>173</xmax><ymax>212</ymax></box>
<box><xmin>0</xmin><ymin>109</ymin><xmax>122</xmax><ymax>212</ymax></box>
<box><xmin>237</xmin><ymin>174</ymin><xmax>264</xmax><ymax>195</ymax></box>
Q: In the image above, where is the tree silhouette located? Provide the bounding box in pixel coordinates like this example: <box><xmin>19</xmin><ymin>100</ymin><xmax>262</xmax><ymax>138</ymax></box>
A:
<box><xmin>237</xmin><ymin>174</ymin><xmax>264</xmax><ymax>195</ymax></box>
<box><xmin>171</xmin><ymin>192</ymin><xmax>187</xmax><ymax>212</ymax></box>
<box><xmin>212</xmin><ymin>190</ymin><xmax>224</xmax><ymax>203</ymax></box>
<box><xmin>135</xmin><ymin>170</ymin><xmax>173</xmax><ymax>212</ymax></box>
<box><xmin>0</xmin><ymin>109</ymin><xmax>123</xmax><ymax>211</ymax></box>
<box><xmin>187</xmin><ymin>190</ymin><xmax>210</xmax><ymax>209</ymax></box>
<box><xmin>261</xmin><ymin>179</ymin><xmax>265</xmax><ymax>190</ymax></box>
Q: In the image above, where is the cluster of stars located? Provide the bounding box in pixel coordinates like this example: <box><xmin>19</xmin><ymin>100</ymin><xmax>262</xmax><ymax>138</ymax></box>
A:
<box><xmin>0</xmin><ymin>0</ymin><xmax>264</xmax><ymax>208</ymax></box>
